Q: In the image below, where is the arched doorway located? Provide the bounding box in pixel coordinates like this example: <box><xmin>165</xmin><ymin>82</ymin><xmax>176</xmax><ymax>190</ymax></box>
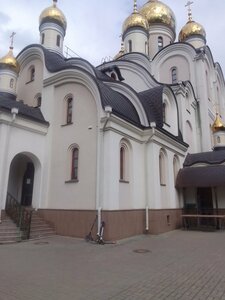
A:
<box><xmin>7</xmin><ymin>154</ymin><xmax>36</xmax><ymax>207</ymax></box>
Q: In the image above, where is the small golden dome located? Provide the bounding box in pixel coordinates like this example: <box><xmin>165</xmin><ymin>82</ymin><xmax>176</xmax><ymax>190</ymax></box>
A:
<box><xmin>0</xmin><ymin>48</ymin><xmax>20</xmax><ymax>74</ymax></box>
<box><xmin>123</xmin><ymin>11</ymin><xmax>149</xmax><ymax>34</ymax></box>
<box><xmin>39</xmin><ymin>0</ymin><xmax>67</xmax><ymax>31</ymax></box>
<box><xmin>139</xmin><ymin>0</ymin><xmax>176</xmax><ymax>33</ymax></box>
<box><xmin>212</xmin><ymin>114</ymin><xmax>225</xmax><ymax>133</ymax></box>
<box><xmin>179</xmin><ymin>20</ymin><xmax>206</xmax><ymax>42</ymax></box>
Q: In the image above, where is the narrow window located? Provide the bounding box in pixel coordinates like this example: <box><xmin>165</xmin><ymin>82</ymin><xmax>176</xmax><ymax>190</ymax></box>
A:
<box><xmin>67</xmin><ymin>98</ymin><xmax>73</xmax><ymax>124</ymax></box>
<box><xmin>30</xmin><ymin>67</ymin><xmax>35</xmax><ymax>81</ymax></box>
<box><xmin>158</xmin><ymin>36</ymin><xmax>163</xmax><ymax>51</ymax></box>
<box><xmin>145</xmin><ymin>41</ymin><xmax>148</xmax><ymax>55</ymax></box>
<box><xmin>162</xmin><ymin>102</ymin><xmax>167</xmax><ymax>123</ymax></box>
<box><xmin>159</xmin><ymin>151</ymin><xmax>166</xmax><ymax>185</ymax></box>
<box><xmin>57</xmin><ymin>35</ymin><xmax>61</xmax><ymax>47</ymax></box>
<box><xmin>171</xmin><ymin>67</ymin><xmax>177</xmax><ymax>84</ymax></box>
<box><xmin>128</xmin><ymin>40</ymin><xmax>132</xmax><ymax>53</ymax></box>
<box><xmin>111</xmin><ymin>72</ymin><xmax>116</xmax><ymax>80</ymax></box>
<box><xmin>71</xmin><ymin>148</ymin><xmax>79</xmax><ymax>180</ymax></box>
<box><xmin>10</xmin><ymin>79</ymin><xmax>14</xmax><ymax>88</ymax></box>
<box><xmin>120</xmin><ymin>147</ymin><xmax>125</xmax><ymax>180</ymax></box>
<box><xmin>37</xmin><ymin>96</ymin><xmax>42</xmax><ymax>107</ymax></box>
<box><xmin>41</xmin><ymin>33</ymin><xmax>45</xmax><ymax>45</ymax></box>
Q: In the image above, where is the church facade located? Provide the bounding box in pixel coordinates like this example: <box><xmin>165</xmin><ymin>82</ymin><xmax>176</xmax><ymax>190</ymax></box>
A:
<box><xmin>0</xmin><ymin>0</ymin><xmax>225</xmax><ymax>240</ymax></box>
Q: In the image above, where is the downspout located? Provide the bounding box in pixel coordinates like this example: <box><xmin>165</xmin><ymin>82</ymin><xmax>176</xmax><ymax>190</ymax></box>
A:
<box><xmin>96</xmin><ymin>106</ymin><xmax>112</xmax><ymax>235</ymax></box>
<box><xmin>144</xmin><ymin>122</ymin><xmax>156</xmax><ymax>233</ymax></box>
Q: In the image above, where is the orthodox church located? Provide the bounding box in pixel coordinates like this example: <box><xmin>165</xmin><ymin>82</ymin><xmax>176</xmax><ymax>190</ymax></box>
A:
<box><xmin>0</xmin><ymin>0</ymin><xmax>225</xmax><ymax>240</ymax></box>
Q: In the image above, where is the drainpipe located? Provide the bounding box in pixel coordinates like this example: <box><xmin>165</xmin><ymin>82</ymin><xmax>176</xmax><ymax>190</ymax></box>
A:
<box><xmin>144</xmin><ymin>122</ymin><xmax>156</xmax><ymax>233</ymax></box>
<box><xmin>96</xmin><ymin>106</ymin><xmax>112</xmax><ymax>234</ymax></box>
<box><xmin>0</xmin><ymin>107</ymin><xmax>19</xmax><ymax>224</ymax></box>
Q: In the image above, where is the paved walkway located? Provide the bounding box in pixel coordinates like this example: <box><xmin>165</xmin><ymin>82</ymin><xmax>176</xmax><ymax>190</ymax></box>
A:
<box><xmin>0</xmin><ymin>230</ymin><xmax>225</xmax><ymax>299</ymax></box>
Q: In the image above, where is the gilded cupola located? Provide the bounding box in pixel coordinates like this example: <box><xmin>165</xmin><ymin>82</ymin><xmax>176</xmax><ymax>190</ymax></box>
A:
<box><xmin>0</xmin><ymin>33</ymin><xmax>20</xmax><ymax>74</ymax></box>
<box><xmin>39</xmin><ymin>0</ymin><xmax>67</xmax><ymax>31</ymax></box>
<box><xmin>139</xmin><ymin>0</ymin><xmax>176</xmax><ymax>34</ymax></box>
<box><xmin>122</xmin><ymin>0</ymin><xmax>149</xmax><ymax>35</ymax></box>
<box><xmin>212</xmin><ymin>114</ymin><xmax>225</xmax><ymax>133</ymax></box>
<box><xmin>179</xmin><ymin>2</ymin><xmax>206</xmax><ymax>43</ymax></box>
<box><xmin>0</xmin><ymin>48</ymin><xmax>20</xmax><ymax>74</ymax></box>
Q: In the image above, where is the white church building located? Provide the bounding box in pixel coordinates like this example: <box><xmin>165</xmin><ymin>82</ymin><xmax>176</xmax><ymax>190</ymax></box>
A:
<box><xmin>0</xmin><ymin>0</ymin><xmax>225</xmax><ymax>240</ymax></box>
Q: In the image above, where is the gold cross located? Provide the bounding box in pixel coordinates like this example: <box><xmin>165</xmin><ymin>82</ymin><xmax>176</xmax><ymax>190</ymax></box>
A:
<box><xmin>185</xmin><ymin>1</ymin><xmax>194</xmax><ymax>21</ymax></box>
<box><xmin>10</xmin><ymin>32</ymin><xmax>16</xmax><ymax>49</ymax></box>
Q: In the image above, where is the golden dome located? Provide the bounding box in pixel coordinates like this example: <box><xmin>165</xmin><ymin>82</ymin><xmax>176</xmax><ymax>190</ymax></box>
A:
<box><xmin>123</xmin><ymin>11</ymin><xmax>149</xmax><ymax>34</ymax></box>
<box><xmin>139</xmin><ymin>0</ymin><xmax>176</xmax><ymax>33</ymax></box>
<box><xmin>179</xmin><ymin>20</ymin><xmax>206</xmax><ymax>42</ymax></box>
<box><xmin>39</xmin><ymin>0</ymin><xmax>67</xmax><ymax>31</ymax></box>
<box><xmin>0</xmin><ymin>48</ymin><xmax>20</xmax><ymax>74</ymax></box>
<box><xmin>212</xmin><ymin>114</ymin><xmax>225</xmax><ymax>133</ymax></box>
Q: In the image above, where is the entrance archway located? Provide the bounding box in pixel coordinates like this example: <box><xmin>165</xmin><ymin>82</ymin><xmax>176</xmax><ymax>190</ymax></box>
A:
<box><xmin>7</xmin><ymin>153</ymin><xmax>39</xmax><ymax>207</ymax></box>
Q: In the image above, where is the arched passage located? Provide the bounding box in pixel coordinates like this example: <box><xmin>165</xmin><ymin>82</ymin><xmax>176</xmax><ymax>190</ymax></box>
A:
<box><xmin>7</xmin><ymin>152</ymin><xmax>41</xmax><ymax>208</ymax></box>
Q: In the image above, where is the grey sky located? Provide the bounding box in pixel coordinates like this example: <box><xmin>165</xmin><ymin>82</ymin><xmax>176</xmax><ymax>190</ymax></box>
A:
<box><xmin>0</xmin><ymin>0</ymin><xmax>224</xmax><ymax>74</ymax></box>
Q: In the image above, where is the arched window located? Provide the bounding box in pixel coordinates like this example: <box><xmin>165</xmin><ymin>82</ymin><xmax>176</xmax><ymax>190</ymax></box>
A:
<box><xmin>30</xmin><ymin>67</ymin><xmax>35</xmax><ymax>81</ymax></box>
<box><xmin>173</xmin><ymin>155</ymin><xmax>180</xmax><ymax>185</ymax></box>
<box><xmin>37</xmin><ymin>96</ymin><xmax>42</xmax><ymax>107</ymax></box>
<box><xmin>171</xmin><ymin>67</ymin><xmax>177</xmax><ymax>84</ymax></box>
<box><xmin>159</xmin><ymin>150</ymin><xmax>166</xmax><ymax>185</ymax></box>
<box><xmin>111</xmin><ymin>72</ymin><xmax>116</xmax><ymax>80</ymax></box>
<box><xmin>158</xmin><ymin>36</ymin><xmax>163</xmax><ymax>51</ymax></box>
<box><xmin>162</xmin><ymin>102</ymin><xmax>168</xmax><ymax>124</ymax></box>
<box><xmin>71</xmin><ymin>147</ymin><xmax>79</xmax><ymax>180</ymax></box>
<box><xmin>119</xmin><ymin>141</ymin><xmax>130</xmax><ymax>182</ymax></box>
<box><xmin>145</xmin><ymin>41</ymin><xmax>148</xmax><ymax>55</ymax></box>
<box><xmin>56</xmin><ymin>35</ymin><xmax>61</xmax><ymax>47</ymax></box>
<box><xmin>41</xmin><ymin>33</ymin><xmax>45</xmax><ymax>45</ymax></box>
<box><xmin>128</xmin><ymin>40</ymin><xmax>132</xmax><ymax>52</ymax></box>
<box><xmin>35</xmin><ymin>93</ymin><xmax>42</xmax><ymax>107</ymax></box>
<box><xmin>67</xmin><ymin>97</ymin><xmax>73</xmax><ymax>124</ymax></box>
<box><xmin>10</xmin><ymin>78</ymin><xmax>14</xmax><ymax>88</ymax></box>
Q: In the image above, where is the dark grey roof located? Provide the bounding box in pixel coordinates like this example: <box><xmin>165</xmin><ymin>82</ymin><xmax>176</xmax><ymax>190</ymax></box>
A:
<box><xmin>19</xmin><ymin>44</ymin><xmax>111</xmax><ymax>81</ymax></box>
<box><xmin>184</xmin><ymin>151</ymin><xmax>225</xmax><ymax>167</ymax></box>
<box><xmin>138</xmin><ymin>86</ymin><xmax>164</xmax><ymax>127</ymax></box>
<box><xmin>16</xmin><ymin>45</ymin><xmax>185</xmax><ymax>142</ymax></box>
<box><xmin>98</xmin><ymin>81</ymin><xmax>141</xmax><ymax>127</ymax></box>
<box><xmin>0</xmin><ymin>93</ymin><xmax>48</xmax><ymax>125</ymax></box>
<box><xmin>176</xmin><ymin>165</ymin><xmax>225</xmax><ymax>188</ymax></box>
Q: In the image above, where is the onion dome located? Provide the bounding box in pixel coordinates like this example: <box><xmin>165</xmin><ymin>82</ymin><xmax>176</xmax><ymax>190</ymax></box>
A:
<box><xmin>123</xmin><ymin>1</ymin><xmax>149</xmax><ymax>35</ymax></box>
<box><xmin>39</xmin><ymin>0</ymin><xmax>67</xmax><ymax>31</ymax></box>
<box><xmin>114</xmin><ymin>41</ymin><xmax>125</xmax><ymax>60</ymax></box>
<box><xmin>212</xmin><ymin>114</ymin><xmax>225</xmax><ymax>133</ymax></box>
<box><xmin>0</xmin><ymin>47</ymin><xmax>20</xmax><ymax>74</ymax></box>
<box><xmin>139</xmin><ymin>0</ymin><xmax>176</xmax><ymax>33</ymax></box>
<box><xmin>179</xmin><ymin>20</ymin><xmax>206</xmax><ymax>42</ymax></box>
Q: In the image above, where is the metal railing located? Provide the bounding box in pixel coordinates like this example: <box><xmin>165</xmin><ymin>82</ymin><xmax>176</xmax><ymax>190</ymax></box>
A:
<box><xmin>5</xmin><ymin>193</ymin><xmax>33</xmax><ymax>240</ymax></box>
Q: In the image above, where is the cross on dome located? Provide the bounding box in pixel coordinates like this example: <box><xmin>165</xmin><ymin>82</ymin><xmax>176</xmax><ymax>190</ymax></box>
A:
<box><xmin>185</xmin><ymin>1</ymin><xmax>194</xmax><ymax>21</ymax></box>
<box><xmin>10</xmin><ymin>32</ymin><xmax>16</xmax><ymax>50</ymax></box>
<box><xmin>133</xmin><ymin>0</ymin><xmax>138</xmax><ymax>13</ymax></box>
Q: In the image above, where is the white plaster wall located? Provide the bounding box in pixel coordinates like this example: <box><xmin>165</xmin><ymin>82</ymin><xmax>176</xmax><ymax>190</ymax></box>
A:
<box><xmin>0</xmin><ymin>70</ymin><xmax>17</xmax><ymax>95</ymax></box>
<box><xmin>124</xmin><ymin>30</ymin><xmax>148</xmax><ymax>55</ymax></box>
<box><xmin>0</xmin><ymin>118</ymin><xmax>47</xmax><ymax>210</ymax></box>
<box><xmin>46</xmin><ymin>83</ymin><xmax>98</xmax><ymax>209</ymax></box>
<box><xmin>148</xmin><ymin>26</ymin><xmax>174</xmax><ymax>58</ymax></box>
<box><xmin>158</xmin><ymin>56</ymin><xmax>190</xmax><ymax>84</ymax></box>
<box><xmin>17</xmin><ymin>58</ymin><xmax>43</xmax><ymax>107</ymax></box>
<box><xmin>39</xmin><ymin>23</ymin><xmax>64</xmax><ymax>54</ymax></box>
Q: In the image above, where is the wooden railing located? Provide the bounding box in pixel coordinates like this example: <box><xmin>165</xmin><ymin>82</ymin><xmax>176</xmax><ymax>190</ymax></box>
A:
<box><xmin>5</xmin><ymin>193</ymin><xmax>33</xmax><ymax>240</ymax></box>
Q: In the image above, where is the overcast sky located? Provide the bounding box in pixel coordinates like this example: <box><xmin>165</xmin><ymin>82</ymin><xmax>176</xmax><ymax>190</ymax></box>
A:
<box><xmin>0</xmin><ymin>0</ymin><xmax>224</xmax><ymax>73</ymax></box>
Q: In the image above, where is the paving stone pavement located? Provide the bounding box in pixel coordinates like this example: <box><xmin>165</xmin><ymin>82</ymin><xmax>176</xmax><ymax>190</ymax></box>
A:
<box><xmin>0</xmin><ymin>230</ymin><xmax>225</xmax><ymax>300</ymax></box>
